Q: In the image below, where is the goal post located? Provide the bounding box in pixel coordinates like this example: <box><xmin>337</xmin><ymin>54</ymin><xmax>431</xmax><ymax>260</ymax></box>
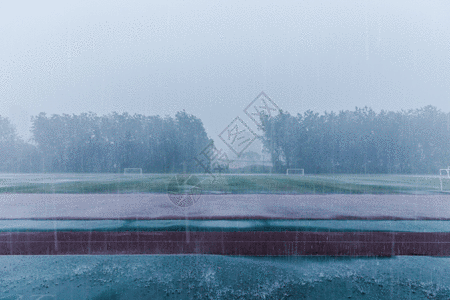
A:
<box><xmin>439</xmin><ymin>166</ymin><xmax>450</xmax><ymax>191</ymax></box>
<box><xmin>286</xmin><ymin>168</ymin><xmax>304</xmax><ymax>176</ymax></box>
<box><xmin>439</xmin><ymin>167</ymin><xmax>450</xmax><ymax>178</ymax></box>
<box><xmin>124</xmin><ymin>168</ymin><xmax>143</xmax><ymax>175</ymax></box>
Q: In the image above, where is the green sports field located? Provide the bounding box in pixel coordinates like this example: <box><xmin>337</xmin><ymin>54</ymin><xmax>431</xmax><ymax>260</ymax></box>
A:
<box><xmin>0</xmin><ymin>173</ymin><xmax>449</xmax><ymax>194</ymax></box>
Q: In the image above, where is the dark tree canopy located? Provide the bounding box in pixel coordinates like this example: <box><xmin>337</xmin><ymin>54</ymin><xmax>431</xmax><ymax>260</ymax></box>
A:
<box><xmin>23</xmin><ymin>111</ymin><xmax>210</xmax><ymax>173</ymax></box>
<box><xmin>1</xmin><ymin>106</ymin><xmax>449</xmax><ymax>175</ymax></box>
<box><xmin>259</xmin><ymin>106</ymin><xmax>450</xmax><ymax>174</ymax></box>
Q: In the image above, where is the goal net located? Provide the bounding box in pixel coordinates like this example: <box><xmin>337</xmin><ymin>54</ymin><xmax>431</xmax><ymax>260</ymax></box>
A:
<box><xmin>286</xmin><ymin>168</ymin><xmax>304</xmax><ymax>176</ymax></box>
<box><xmin>124</xmin><ymin>168</ymin><xmax>143</xmax><ymax>175</ymax></box>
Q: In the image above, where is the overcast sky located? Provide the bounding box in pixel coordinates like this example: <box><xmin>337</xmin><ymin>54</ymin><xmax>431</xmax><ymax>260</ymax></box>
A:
<box><xmin>1</xmin><ymin>0</ymin><xmax>449</xmax><ymax>154</ymax></box>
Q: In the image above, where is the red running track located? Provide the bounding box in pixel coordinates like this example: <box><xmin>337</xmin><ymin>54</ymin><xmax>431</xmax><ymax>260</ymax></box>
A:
<box><xmin>1</xmin><ymin>231</ymin><xmax>450</xmax><ymax>256</ymax></box>
<box><xmin>1</xmin><ymin>194</ymin><xmax>450</xmax><ymax>256</ymax></box>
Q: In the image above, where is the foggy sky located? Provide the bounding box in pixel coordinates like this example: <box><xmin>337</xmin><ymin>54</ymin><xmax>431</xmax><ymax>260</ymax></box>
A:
<box><xmin>1</xmin><ymin>0</ymin><xmax>449</xmax><ymax>154</ymax></box>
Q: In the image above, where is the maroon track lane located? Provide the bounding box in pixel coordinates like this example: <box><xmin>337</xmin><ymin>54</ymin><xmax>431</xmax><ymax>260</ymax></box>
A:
<box><xmin>1</xmin><ymin>231</ymin><xmax>450</xmax><ymax>256</ymax></box>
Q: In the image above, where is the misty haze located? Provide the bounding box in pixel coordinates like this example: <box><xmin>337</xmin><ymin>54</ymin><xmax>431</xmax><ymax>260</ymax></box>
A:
<box><xmin>1</xmin><ymin>1</ymin><xmax>450</xmax><ymax>299</ymax></box>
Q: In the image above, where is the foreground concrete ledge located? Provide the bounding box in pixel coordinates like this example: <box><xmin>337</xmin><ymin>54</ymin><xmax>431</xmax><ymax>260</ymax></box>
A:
<box><xmin>0</xmin><ymin>194</ymin><xmax>449</xmax><ymax>220</ymax></box>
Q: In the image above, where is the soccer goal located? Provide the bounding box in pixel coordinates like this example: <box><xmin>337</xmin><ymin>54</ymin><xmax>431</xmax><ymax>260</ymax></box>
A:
<box><xmin>440</xmin><ymin>167</ymin><xmax>450</xmax><ymax>178</ymax></box>
<box><xmin>439</xmin><ymin>166</ymin><xmax>450</xmax><ymax>191</ymax></box>
<box><xmin>124</xmin><ymin>168</ymin><xmax>143</xmax><ymax>175</ymax></box>
<box><xmin>286</xmin><ymin>168</ymin><xmax>304</xmax><ymax>176</ymax></box>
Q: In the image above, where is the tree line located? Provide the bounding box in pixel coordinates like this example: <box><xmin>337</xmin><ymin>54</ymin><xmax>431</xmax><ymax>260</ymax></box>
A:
<box><xmin>0</xmin><ymin>111</ymin><xmax>211</xmax><ymax>173</ymax></box>
<box><xmin>1</xmin><ymin>105</ymin><xmax>449</xmax><ymax>174</ymax></box>
<box><xmin>259</xmin><ymin>105</ymin><xmax>450</xmax><ymax>174</ymax></box>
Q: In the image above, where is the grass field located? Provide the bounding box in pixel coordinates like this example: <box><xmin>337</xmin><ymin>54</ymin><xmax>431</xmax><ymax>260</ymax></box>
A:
<box><xmin>0</xmin><ymin>173</ymin><xmax>449</xmax><ymax>194</ymax></box>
